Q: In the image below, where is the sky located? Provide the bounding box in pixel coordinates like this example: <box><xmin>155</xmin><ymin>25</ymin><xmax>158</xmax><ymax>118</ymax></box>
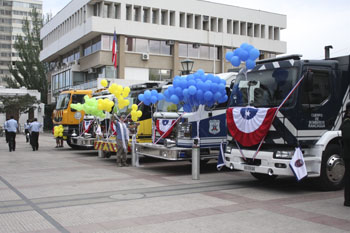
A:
<box><xmin>43</xmin><ymin>0</ymin><xmax>350</xmax><ymax>59</ymax></box>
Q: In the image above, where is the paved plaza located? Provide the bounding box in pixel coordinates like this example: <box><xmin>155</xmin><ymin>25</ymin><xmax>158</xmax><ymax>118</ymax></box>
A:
<box><xmin>0</xmin><ymin>133</ymin><xmax>349</xmax><ymax>233</ymax></box>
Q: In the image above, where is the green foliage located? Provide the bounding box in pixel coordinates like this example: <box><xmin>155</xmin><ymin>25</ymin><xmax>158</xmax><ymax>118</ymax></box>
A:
<box><xmin>5</xmin><ymin>8</ymin><xmax>48</xmax><ymax>104</ymax></box>
<box><xmin>0</xmin><ymin>94</ymin><xmax>39</xmax><ymax>114</ymax></box>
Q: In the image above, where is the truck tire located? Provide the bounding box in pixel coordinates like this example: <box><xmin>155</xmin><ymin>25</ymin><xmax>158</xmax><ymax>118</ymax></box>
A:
<box><xmin>251</xmin><ymin>172</ymin><xmax>277</xmax><ymax>183</ymax></box>
<box><xmin>317</xmin><ymin>144</ymin><xmax>345</xmax><ymax>191</ymax></box>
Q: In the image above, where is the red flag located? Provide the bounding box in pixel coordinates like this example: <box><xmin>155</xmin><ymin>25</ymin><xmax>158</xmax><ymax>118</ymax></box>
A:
<box><xmin>226</xmin><ymin>107</ymin><xmax>277</xmax><ymax>147</ymax></box>
<box><xmin>112</xmin><ymin>30</ymin><xmax>117</xmax><ymax>67</ymax></box>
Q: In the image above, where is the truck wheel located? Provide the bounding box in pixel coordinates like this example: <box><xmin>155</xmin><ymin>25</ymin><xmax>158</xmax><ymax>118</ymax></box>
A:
<box><xmin>317</xmin><ymin>144</ymin><xmax>345</xmax><ymax>191</ymax></box>
<box><xmin>251</xmin><ymin>172</ymin><xmax>277</xmax><ymax>183</ymax></box>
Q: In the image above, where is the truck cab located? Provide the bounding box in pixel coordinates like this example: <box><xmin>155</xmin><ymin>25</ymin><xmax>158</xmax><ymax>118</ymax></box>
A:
<box><xmin>224</xmin><ymin>54</ymin><xmax>350</xmax><ymax>190</ymax></box>
<box><xmin>136</xmin><ymin>72</ymin><xmax>236</xmax><ymax>162</ymax></box>
<box><xmin>53</xmin><ymin>89</ymin><xmax>93</xmax><ymax>148</ymax></box>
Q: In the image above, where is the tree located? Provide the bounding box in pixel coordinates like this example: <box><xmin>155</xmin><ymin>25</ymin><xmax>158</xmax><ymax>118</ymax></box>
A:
<box><xmin>5</xmin><ymin>8</ymin><xmax>48</xmax><ymax>104</ymax></box>
<box><xmin>0</xmin><ymin>94</ymin><xmax>39</xmax><ymax>116</ymax></box>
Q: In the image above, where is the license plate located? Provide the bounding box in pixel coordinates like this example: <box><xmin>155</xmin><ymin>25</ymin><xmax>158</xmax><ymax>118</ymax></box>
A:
<box><xmin>244</xmin><ymin>165</ymin><xmax>255</xmax><ymax>172</ymax></box>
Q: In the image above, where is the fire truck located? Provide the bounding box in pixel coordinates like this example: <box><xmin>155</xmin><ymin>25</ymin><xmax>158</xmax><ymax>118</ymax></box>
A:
<box><xmin>52</xmin><ymin>89</ymin><xmax>93</xmax><ymax>149</ymax></box>
<box><xmin>70</xmin><ymin>82</ymin><xmax>163</xmax><ymax>154</ymax></box>
<box><xmin>135</xmin><ymin>72</ymin><xmax>237</xmax><ymax>164</ymax></box>
<box><xmin>224</xmin><ymin>54</ymin><xmax>350</xmax><ymax>190</ymax></box>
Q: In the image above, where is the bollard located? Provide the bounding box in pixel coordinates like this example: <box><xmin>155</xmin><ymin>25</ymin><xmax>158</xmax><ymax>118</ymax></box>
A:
<box><xmin>192</xmin><ymin>138</ymin><xmax>200</xmax><ymax>180</ymax></box>
<box><xmin>98</xmin><ymin>149</ymin><xmax>103</xmax><ymax>158</ymax></box>
<box><xmin>132</xmin><ymin>135</ymin><xmax>137</xmax><ymax>167</ymax></box>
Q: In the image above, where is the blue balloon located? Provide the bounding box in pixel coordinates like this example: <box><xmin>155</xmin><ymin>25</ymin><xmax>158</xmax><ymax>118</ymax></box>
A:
<box><xmin>207</xmin><ymin>74</ymin><xmax>215</xmax><ymax>82</ymax></box>
<box><xmin>218</xmin><ymin>83</ymin><xmax>226</xmax><ymax>94</ymax></box>
<box><xmin>179</xmin><ymin>79</ymin><xmax>187</xmax><ymax>89</ymax></box>
<box><xmin>151</xmin><ymin>96</ymin><xmax>157</xmax><ymax>104</ymax></box>
<box><xmin>240</xmin><ymin>50</ymin><xmax>249</xmax><ymax>61</ymax></box>
<box><xmin>220</xmin><ymin>79</ymin><xmax>226</xmax><ymax>85</ymax></box>
<box><xmin>151</xmin><ymin>90</ymin><xmax>158</xmax><ymax>96</ymax></box>
<box><xmin>231</xmin><ymin>56</ymin><xmax>241</xmax><ymax>67</ymax></box>
<box><xmin>157</xmin><ymin>93</ymin><xmax>164</xmax><ymax>100</ymax></box>
<box><xmin>197</xmin><ymin>69</ymin><xmax>205</xmax><ymax>76</ymax></box>
<box><xmin>175</xmin><ymin>87</ymin><xmax>183</xmax><ymax>97</ymax></box>
<box><xmin>182</xmin><ymin>88</ymin><xmax>189</xmax><ymax>98</ymax></box>
<box><xmin>188</xmin><ymin>85</ymin><xmax>197</xmax><ymax>95</ymax></box>
<box><xmin>213</xmin><ymin>76</ymin><xmax>221</xmax><ymax>84</ymax></box>
<box><xmin>144</xmin><ymin>90</ymin><xmax>151</xmax><ymax>100</ymax></box>
<box><xmin>188</xmin><ymin>79</ymin><xmax>196</xmax><ymax>87</ymax></box>
<box><xmin>218</xmin><ymin>94</ymin><xmax>228</xmax><ymax>103</ymax></box>
<box><xmin>225</xmin><ymin>51</ymin><xmax>234</xmax><ymax>62</ymax></box>
<box><xmin>170</xmin><ymin>95</ymin><xmax>179</xmax><ymax>104</ymax></box>
<box><xmin>168</xmin><ymin>86</ymin><xmax>175</xmax><ymax>95</ymax></box>
<box><xmin>173</xmin><ymin>79</ymin><xmax>181</xmax><ymax>88</ymax></box>
<box><xmin>138</xmin><ymin>94</ymin><xmax>144</xmax><ymax>102</ymax></box>
<box><xmin>234</xmin><ymin>48</ymin><xmax>244</xmax><ymax>57</ymax></box>
<box><xmin>249</xmin><ymin>48</ymin><xmax>260</xmax><ymax>60</ymax></box>
<box><xmin>246</xmin><ymin>59</ymin><xmax>256</xmax><ymax>70</ymax></box>
<box><xmin>144</xmin><ymin>99</ymin><xmax>151</xmax><ymax>106</ymax></box>
<box><xmin>186</xmin><ymin>74</ymin><xmax>194</xmax><ymax>81</ymax></box>
<box><xmin>214</xmin><ymin>92</ymin><xmax>222</xmax><ymax>101</ymax></box>
<box><xmin>210</xmin><ymin>83</ymin><xmax>219</xmax><ymax>93</ymax></box>
<box><xmin>196</xmin><ymin>89</ymin><xmax>204</xmax><ymax>101</ymax></box>
<box><xmin>240</xmin><ymin>43</ymin><xmax>253</xmax><ymax>53</ymax></box>
<box><xmin>164</xmin><ymin>90</ymin><xmax>170</xmax><ymax>98</ymax></box>
<box><xmin>204</xmin><ymin>91</ymin><xmax>213</xmax><ymax>102</ymax></box>
<box><xmin>203</xmin><ymin>80</ymin><xmax>212</xmax><ymax>92</ymax></box>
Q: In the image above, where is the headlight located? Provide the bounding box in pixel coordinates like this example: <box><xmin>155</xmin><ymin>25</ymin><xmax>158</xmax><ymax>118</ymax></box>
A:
<box><xmin>273</xmin><ymin>151</ymin><xmax>294</xmax><ymax>159</ymax></box>
<box><xmin>177</xmin><ymin>121</ymin><xmax>191</xmax><ymax>138</ymax></box>
<box><xmin>226</xmin><ymin>145</ymin><xmax>232</xmax><ymax>153</ymax></box>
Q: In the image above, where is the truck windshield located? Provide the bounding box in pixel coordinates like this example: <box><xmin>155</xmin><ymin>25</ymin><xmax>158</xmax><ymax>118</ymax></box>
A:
<box><xmin>56</xmin><ymin>93</ymin><xmax>71</xmax><ymax>110</ymax></box>
<box><xmin>157</xmin><ymin>99</ymin><xmax>184</xmax><ymax>112</ymax></box>
<box><xmin>229</xmin><ymin>67</ymin><xmax>298</xmax><ymax>107</ymax></box>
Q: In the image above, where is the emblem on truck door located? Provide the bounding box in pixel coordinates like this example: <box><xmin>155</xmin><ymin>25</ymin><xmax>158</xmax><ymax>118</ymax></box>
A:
<box><xmin>209</xmin><ymin>120</ymin><xmax>220</xmax><ymax>135</ymax></box>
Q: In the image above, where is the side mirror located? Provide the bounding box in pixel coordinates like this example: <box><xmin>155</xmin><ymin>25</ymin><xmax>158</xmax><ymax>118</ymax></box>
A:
<box><xmin>305</xmin><ymin>70</ymin><xmax>314</xmax><ymax>92</ymax></box>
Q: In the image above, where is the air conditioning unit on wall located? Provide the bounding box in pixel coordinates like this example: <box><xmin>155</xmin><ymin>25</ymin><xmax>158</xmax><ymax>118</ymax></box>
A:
<box><xmin>141</xmin><ymin>53</ymin><xmax>149</xmax><ymax>61</ymax></box>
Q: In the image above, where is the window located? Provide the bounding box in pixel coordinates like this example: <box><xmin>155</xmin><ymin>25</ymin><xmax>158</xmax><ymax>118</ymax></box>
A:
<box><xmin>188</xmin><ymin>45</ymin><xmax>199</xmax><ymax>58</ymax></box>
<box><xmin>301</xmin><ymin>69</ymin><xmax>331</xmax><ymax>109</ymax></box>
<box><xmin>115</xmin><ymin>3</ymin><xmax>121</xmax><ymax>19</ymax></box>
<box><xmin>149</xmin><ymin>40</ymin><xmax>160</xmax><ymax>54</ymax></box>
<box><xmin>200</xmin><ymin>45</ymin><xmax>209</xmax><ymax>59</ymax></box>
<box><xmin>56</xmin><ymin>94</ymin><xmax>71</xmax><ymax>110</ymax></box>
<box><xmin>227</xmin><ymin>20</ymin><xmax>232</xmax><ymax>34</ymax></box>
<box><xmin>143</xmin><ymin>8</ymin><xmax>150</xmax><ymax>23</ymax></box>
<box><xmin>93</xmin><ymin>3</ymin><xmax>100</xmax><ymax>17</ymax></box>
<box><xmin>152</xmin><ymin>9</ymin><xmax>159</xmax><ymax>24</ymax></box>
<box><xmin>83</xmin><ymin>41</ymin><xmax>91</xmax><ymax>56</ymax></box>
<box><xmin>134</xmin><ymin>6</ymin><xmax>141</xmax><ymax>21</ymax></box>
<box><xmin>180</xmin><ymin>12</ymin><xmax>185</xmax><ymax>27</ymax></box>
<box><xmin>187</xmin><ymin>13</ymin><xmax>193</xmax><ymax>28</ymax></box>
<box><xmin>179</xmin><ymin>43</ymin><xmax>188</xmax><ymax>57</ymax></box>
<box><xmin>135</xmin><ymin>38</ymin><xmax>148</xmax><ymax>53</ymax></box>
<box><xmin>170</xmin><ymin>11</ymin><xmax>175</xmax><ymax>26</ymax></box>
<box><xmin>101</xmin><ymin>35</ymin><xmax>111</xmax><ymax>50</ymax></box>
<box><xmin>160</xmin><ymin>41</ymin><xmax>171</xmax><ymax>55</ymax></box>
<box><xmin>126</xmin><ymin>5</ymin><xmax>132</xmax><ymax>20</ymax></box>
<box><xmin>161</xmin><ymin>10</ymin><xmax>168</xmax><ymax>25</ymax></box>
<box><xmin>91</xmin><ymin>37</ymin><xmax>101</xmax><ymax>53</ymax></box>
<box><xmin>149</xmin><ymin>69</ymin><xmax>172</xmax><ymax>81</ymax></box>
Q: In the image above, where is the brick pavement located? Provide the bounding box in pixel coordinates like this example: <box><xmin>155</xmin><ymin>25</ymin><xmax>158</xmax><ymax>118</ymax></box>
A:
<box><xmin>0</xmin><ymin>133</ymin><xmax>349</xmax><ymax>233</ymax></box>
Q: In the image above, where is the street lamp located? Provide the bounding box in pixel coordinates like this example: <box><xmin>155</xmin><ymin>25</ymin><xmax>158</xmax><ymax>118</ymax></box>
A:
<box><xmin>181</xmin><ymin>59</ymin><xmax>194</xmax><ymax>75</ymax></box>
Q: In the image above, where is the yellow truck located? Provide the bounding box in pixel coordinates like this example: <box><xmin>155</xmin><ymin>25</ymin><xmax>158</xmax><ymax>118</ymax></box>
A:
<box><xmin>52</xmin><ymin>89</ymin><xmax>93</xmax><ymax>149</ymax></box>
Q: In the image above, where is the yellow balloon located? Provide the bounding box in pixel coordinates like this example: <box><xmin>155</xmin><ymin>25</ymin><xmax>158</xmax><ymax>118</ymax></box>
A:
<box><xmin>132</xmin><ymin>104</ymin><xmax>138</xmax><ymax>111</ymax></box>
<box><xmin>132</xmin><ymin>116</ymin><xmax>138</xmax><ymax>122</ymax></box>
<box><xmin>137</xmin><ymin>110</ymin><xmax>142</xmax><ymax>117</ymax></box>
<box><xmin>124</xmin><ymin>99</ymin><xmax>130</xmax><ymax>107</ymax></box>
<box><xmin>101</xmin><ymin>79</ymin><xmax>108</xmax><ymax>87</ymax></box>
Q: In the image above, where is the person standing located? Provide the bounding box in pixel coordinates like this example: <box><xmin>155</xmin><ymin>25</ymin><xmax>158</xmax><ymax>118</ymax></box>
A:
<box><xmin>115</xmin><ymin>114</ymin><xmax>129</xmax><ymax>167</ymax></box>
<box><xmin>4</xmin><ymin>118</ymin><xmax>9</xmax><ymax>143</ymax></box>
<box><xmin>341</xmin><ymin>103</ymin><xmax>350</xmax><ymax>207</ymax></box>
<box><xmin>24</xmin><ymin>120</ymin><xmax>30</xmax><ymax>143</ymax></box>
<box><xmin>29</xmin><ymin>118</ymin><xmax>42</xmax><ymax>151</ymax></box>
<box><xmin>6</xmin><ymin>116</ymin><xmax>18</xmax><ymax>152</ymax></box>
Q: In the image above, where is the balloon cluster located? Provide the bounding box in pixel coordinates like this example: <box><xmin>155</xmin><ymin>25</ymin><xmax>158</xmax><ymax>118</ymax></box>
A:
<box><xmin>225</xmin><ymin>43</ymin><xmax>260</xmax><ymax>70</ymax></box>
<box><xmin>54</xmin><ymin>125</ymin><xmax>64</xmax><ymax>138</ymax></box>
<box><xmin>71</xmin><ymin>95</ymin><xmax>105</xmax><ymax>118</ymax></box>
<box><xmin>165</xmin><ymin>70</ymin><xmax>228</xmax><ymax>112</ymax></box>
<box><xmin>130</xmin><ymin>104</ymin><xmax>143</xmax><ymax>122</ymax></box>
<box><xmin>100</xmin><ymin>79</ymin><xmax>108</xmax><ymax>88</ymax></box>
<box><xmin>138</xmin><ymin>90</ymin><xmax>164</xmax><ymax>106</ymax></box>
<box><xmin>97</xmin><ymin>98</ymin><xmax>114</xmax><ymax>112</ymax></box>
<box><xmin>108</xmin><ymin>84</ymin><xmax>130</xmax><ymax>109</ymax></box>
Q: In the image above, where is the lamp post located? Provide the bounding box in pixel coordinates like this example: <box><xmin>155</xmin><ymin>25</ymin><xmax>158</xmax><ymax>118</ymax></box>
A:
<box><xmin>180</xmin><ymin>59</ymin><xmax>194</xmax><ymax>75</ymax></box>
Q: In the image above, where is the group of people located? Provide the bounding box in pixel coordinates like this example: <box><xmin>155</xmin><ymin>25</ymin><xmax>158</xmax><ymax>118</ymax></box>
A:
<box><xmin>3</xmin><ymin>117</ymin><xmax>42</xmax><ymax>152</ymax></box>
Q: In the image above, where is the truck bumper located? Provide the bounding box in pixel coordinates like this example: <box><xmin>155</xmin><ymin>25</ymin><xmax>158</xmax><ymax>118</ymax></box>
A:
<box><xmin>225</xmin><ymin>148</ymin><xmax>322</xmax><ymax>177</ymax></box>
<box><xmin>71</xmin><ymin>136</ymin><xmax>95</xmax><ymax>149</ymax></box>
<box><xmin>136</xmin><ymin>143</ymin><xmax>192</xmax><ymax>161</ymax></box>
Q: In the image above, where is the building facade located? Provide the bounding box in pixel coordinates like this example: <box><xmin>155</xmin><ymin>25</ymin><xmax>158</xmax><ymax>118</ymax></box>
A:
<box><xmin>40</xmin><ymin>0</ymin><xmax>287</xmax><ymax>104</ymax></box>
<box><xmin>0</xmin><ymin>0</ymin><xmax>42</xmax><ymax>85</ymax></box>
<box><xmin>0</xmin><ymin>86</ymin><xmax>45</xmax><ymax>132</ymax></box>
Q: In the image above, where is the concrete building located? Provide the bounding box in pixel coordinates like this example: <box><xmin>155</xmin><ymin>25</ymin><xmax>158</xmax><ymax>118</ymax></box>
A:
<box><xmin>0</xmin><ymin>86</ymin><xmax>45</xmax><ymax>132</ymax></box>
<box><xmin>40</xmin><ymin>0</ymin><xmax>287</xmax><ymax>104</ymax></box>
<box><xmin>0</xmin><ymin>0</ymin><xmax>43</xmax><ymax>85</ymax></box>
